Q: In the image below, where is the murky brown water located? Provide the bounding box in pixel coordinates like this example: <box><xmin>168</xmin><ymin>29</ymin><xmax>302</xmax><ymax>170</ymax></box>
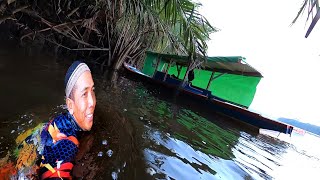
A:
<box><xmin>1</xmin><ymin>38</ymin><xmax>320</xmax><ymax>179</ymax></box>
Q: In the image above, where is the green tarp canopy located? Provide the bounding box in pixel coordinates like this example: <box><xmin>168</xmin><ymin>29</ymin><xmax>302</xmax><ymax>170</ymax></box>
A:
<box><xmin>142</xmin><ymin>51</ymin><xmax>262</xmax><ymax>108</ymax></box>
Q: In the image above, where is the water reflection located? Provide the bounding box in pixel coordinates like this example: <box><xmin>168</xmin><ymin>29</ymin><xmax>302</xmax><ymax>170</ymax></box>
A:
<box><xmin>114</xmin><ymin>80</ymin><xmax>257</xmax><ymax>179</ymax></box>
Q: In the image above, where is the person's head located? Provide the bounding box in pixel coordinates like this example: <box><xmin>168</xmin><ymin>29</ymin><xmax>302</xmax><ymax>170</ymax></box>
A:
<box><xmin>64</xmin><ymin>61</ymin><xmax>96</xmax><ymax>131</ymax></box>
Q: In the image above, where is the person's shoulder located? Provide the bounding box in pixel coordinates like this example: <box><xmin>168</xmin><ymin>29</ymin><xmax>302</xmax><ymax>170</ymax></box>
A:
<box><xmin>40</xmin><ymin>112</ymin><xmax>77</xmax><ymax>147</ymax></box>
<box><xmin>50</xmin><ymin>112</ymin><xmax>81</xmax><ymax>137</ymax></box>
<box><xmin>52</xmin><ymin>112</ymin><xmax>69</xmax><ymax>122</ymax></box>
<box><xmin>50</xmin><ymin>113</ymin><xmax>72</xmax><ymax>127</ymax></box>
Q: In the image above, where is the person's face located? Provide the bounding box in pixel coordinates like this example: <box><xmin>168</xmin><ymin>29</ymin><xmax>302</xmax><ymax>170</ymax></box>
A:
<box><xmin>67</xmin><ymin>71</ymin><xmax>96</xmax><ymax>131</ymax></box>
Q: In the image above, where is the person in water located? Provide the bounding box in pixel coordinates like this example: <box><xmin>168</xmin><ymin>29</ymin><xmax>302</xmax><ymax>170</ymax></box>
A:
<box><xmin>39</xmin><ymin>61</ymin><xmax>96</xmax><ymax>179</ymax></box>
<box><xmin>188</xmin><ymin>69</ymin><xmax>195</xmax><ymax>82</ymax></box>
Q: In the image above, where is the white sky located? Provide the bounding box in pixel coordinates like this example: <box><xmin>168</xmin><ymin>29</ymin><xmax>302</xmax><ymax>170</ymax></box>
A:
<box><xmin>198</xmin><ymin>0</ymin><xmax>320</xmax><ymax>125</ymax></box>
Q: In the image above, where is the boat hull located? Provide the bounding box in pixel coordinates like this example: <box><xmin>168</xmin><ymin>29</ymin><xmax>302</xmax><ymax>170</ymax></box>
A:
<box><xmin>123</xmin><ymin>63</ymin><xmax>293</xmax><ymax>134</ymax></box>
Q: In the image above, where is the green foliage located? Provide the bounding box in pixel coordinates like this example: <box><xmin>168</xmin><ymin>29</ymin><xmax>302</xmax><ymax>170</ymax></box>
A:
<box><xmin>0</xmin><ymin>0</ymin><xmax>217</xmax><ymax>71</ymax></box>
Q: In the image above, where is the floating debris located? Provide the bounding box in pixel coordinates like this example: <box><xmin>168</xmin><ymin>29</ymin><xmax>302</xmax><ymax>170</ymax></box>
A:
<box><xmin>202</xmin><ymin>141</ymin><xmax>206</xmax><ymax>144</ymax></box>
<box><xmin>1</xmin><ymin>136</ymin><xmax>3</xmax><ymax>139</ymax></box>
<box><xmin>111</xmin><ymin>172</ymin><xmax>118</xmax><ymax>180</ymax></box>
<box><xmin>123</xmin><ymin>162</ymin><xmax>126</xmax><ymax>168</ymax></box>
<box><xmin>102</xmin><ymin>140</ymin><xmax>108</xmax><ymax>145</ymax></box>
<box><xmin>139</xmin><ymin>117</ymin><xmax>143</xmax><ymax>120</ymax></box>
<box><xmin>28</xmin><ymin>120</ymin><xmax>33</xmax><ymax>124</ymax></box>
<box><xmin>11</xmin><ymin>130</ymin><xmax>15</xmax><ymax>134</ymax></box>
<box><xmin>98</xmin><ymin>151</ymin><xmax>103</xmax><ymax>157</ymax></box>
<box><xmin>107</xmin><ymin>149</ymin><xmax>113</xmax><ymax>157</ymax></box>
<box><xmin>123</xmin><ymin>109</ymin><xmax>127</xmax><ymax>112</ymax></box>
<box><xmin>146</xmin><ymin>167</ymin><xmax>156</xmax><ymax>176</ymax></box>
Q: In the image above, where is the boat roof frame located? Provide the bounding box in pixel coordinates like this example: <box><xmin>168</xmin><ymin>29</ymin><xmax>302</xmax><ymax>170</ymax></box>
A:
<box><xmin>147</xmin><ymin>51</ymin><xmax>263</xmax><ymax>77</ymax></box>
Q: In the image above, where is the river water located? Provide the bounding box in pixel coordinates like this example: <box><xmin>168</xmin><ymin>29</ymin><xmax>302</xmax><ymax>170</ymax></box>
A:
<box><xmin>0</xmin><ymin>39</ymin><xmax>320</xmax><ymax>179</ymax></box>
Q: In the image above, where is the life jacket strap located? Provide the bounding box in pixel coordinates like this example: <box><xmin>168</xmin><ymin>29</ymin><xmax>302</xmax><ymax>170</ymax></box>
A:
<box><xmin>41</xmin><ymin>162</ymin><xmax>73</xmax><ymax>180</ymax></box>
<box><xmin>59</xmin><ymin>136</ymin><xmax>79</xmax><ymax>147</ymax></box>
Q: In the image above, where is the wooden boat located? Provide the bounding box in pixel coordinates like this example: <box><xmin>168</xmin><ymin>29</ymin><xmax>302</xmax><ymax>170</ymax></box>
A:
<box><xmin>123</xmin><ymin>52</ymin><xmax>293</xmax><ymax>134</ymax></box>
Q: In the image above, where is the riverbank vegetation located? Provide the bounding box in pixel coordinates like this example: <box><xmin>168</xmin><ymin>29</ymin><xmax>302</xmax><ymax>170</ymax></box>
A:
<box><xmin>0</xmin><ymin>0</ymin><xmax>217</xmax><ymax>73</ymax></box>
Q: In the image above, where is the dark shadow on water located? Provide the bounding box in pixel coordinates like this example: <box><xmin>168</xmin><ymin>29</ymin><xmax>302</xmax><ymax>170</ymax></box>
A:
<box><xmin>71</xmin><ymin>104</ymin><xmax>150</xmax><ymax>179</ymax></box>
<box><xmin>0</xmin><ymin>39</ymin><xmax>66</xmax><ymax>121</ymax></box>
